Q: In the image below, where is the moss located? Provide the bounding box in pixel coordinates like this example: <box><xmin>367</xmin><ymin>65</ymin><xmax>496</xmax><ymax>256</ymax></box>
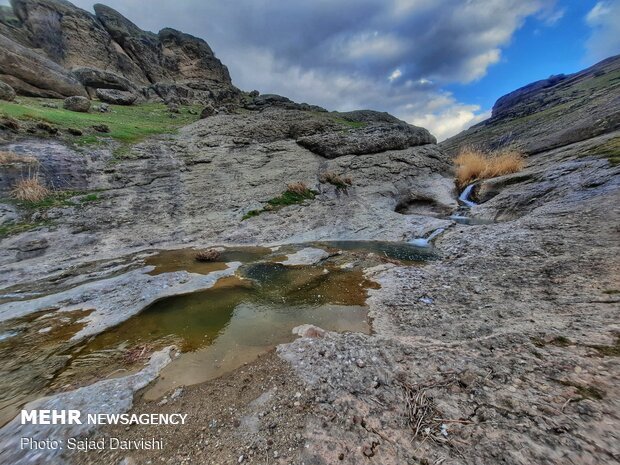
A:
<box><xmin>242</xmin><ymin>186</ymin><xmax>317</xmax><ymax>220</ymax></box>
<box><xmin>331</xmin><ymin>116</ymin><xmax>367</xmax><ymax>129</ymax></box>
<box><xmin>0</xmin><ymin>97</ymin><xmax>201</xmax><ymax>148</ymax></box>
<box><xmin>587</xmin><ymin>337</ymin><xmax>620</xmax><ymax>357</ymax></box>
<box><xmin>242</xmin><ymin>209</ymin><xmax>262</xmax><ymax>221</ymax></box>
<box><xmin>0</xmin><ymin>220</ymin><xmax>51</xmax><ymax>238</ymax></box>
<box><xmin>267</xmin><ymin>188</ymin><xmax>316</xmax><ymax>207</ymax></box>
<box><xmin>80</xmin><ymin>193</ymin><xmax>100</xmax><ymax>203</ymax></box>
<box><xmin>580</xmin><ymin>137</ymin><xmax>620</xmax><ymax>166</ymax></box>
<box><xmin>560</xmin><ymin>380</ymin><xmax>605</xmax><ymax>400</ymax></box>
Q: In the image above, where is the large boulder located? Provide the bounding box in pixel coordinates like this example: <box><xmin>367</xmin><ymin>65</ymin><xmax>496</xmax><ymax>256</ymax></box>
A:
<box><xmin>297</xmin><ymin>111</ymin><xmax>436</xmax><ymax>158</ymax></box>
<box><xmin>63</xmin><ymin>95</ymin><xmax>90</xmax><ymax>112</ymax></box>
<box><xmin>71</xmin><ymin>67</ymin><xmax>135</xmax><ymax>92</ymax></box>
<box><xmin>0</xmin><ymin>33</ymin><xmax>87</xmax><ymax>98</ymax></box>
<box><xmin>95</xmin><ymin>88</ymin><xmax>137</xmax><ymax>105</ymax></box>
<box><xmin>0</xmin><ymin>80</ymin><xmax>16</xmax><ymax>101</ymax></box>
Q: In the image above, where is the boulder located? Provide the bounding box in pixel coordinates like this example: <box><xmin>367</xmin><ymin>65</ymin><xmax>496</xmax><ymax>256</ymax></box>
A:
<box><xmin>63</xmin><ymin>96</ymin><xmax>90</xmax><ymax>112</ymax></box>
<box><xmin>95</xmin><ymin>88</ymin><xmax>137</xmax><ymax>105</ymax></box>
<box><xmin>71</xmin><ymin>67</ymin><xmax>135</xmax><ymax>92</ymax></box>
<box><xmin>200</xmin><ymin>104</ymin><xmax>217</xmax><ymax>119</ymax></box>
<box><xmin>0</xmin><ymin>33</ymin><xmax>87</xmax><ymax>98</ymax></box>
<box><xmin>0</xmin><ymin>80</ymin><xmax>16</xmax><ymax>101</ymax></box>
<box><xmin>297</xmin><ymin>112</ymin><xmax>436</xmax><ymax>158</ymax></box>
<box><xmin>150</xmin><ymin>83</ymin><xmax>195</xmax><ymax>105</ymax></box>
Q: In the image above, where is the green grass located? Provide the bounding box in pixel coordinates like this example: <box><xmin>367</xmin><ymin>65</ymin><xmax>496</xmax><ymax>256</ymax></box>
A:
<box><xmin>0</xmin><ymin>220</ymin><xmax>51</xmax><ymax>238</ymax></box>
<box><xmin>331</xmin><ymin>116</ymin><xmax>367</xmax><ymax>129</ymax></box>
<box><xmin>581</xmin><ymin>137</ymin><xmax>620</xmax><ymax>165</ymax></box>
<box><xmin>242</xmin><ymin>187</ymin><xmax>317</xmax><ymax>220</ymax></box>
<box><xmin>0</xmin><ymin>97</ymin><xmax>201</xmax><ymax>146</ymax></box>
<box><xmin>13</xmin><ymin>190</ymin><xmax>81</xmax><ymax>210</ymax></box>
<box><xmin>267</xmin><ymin>189</ymin><xmax>316</xmax><ymax>207</ymax></box>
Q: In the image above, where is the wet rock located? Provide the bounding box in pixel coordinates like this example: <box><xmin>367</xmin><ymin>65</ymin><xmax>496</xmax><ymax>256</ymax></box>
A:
<box><xmin>293</xmin><ymin>325</ymin><xmax>326</xmax><ymax>339</ymax></box>
<box><xmin>278</xmin><ymin>247</ymin><xmax>329</xmax><ymax>266</ymax></box>
<box><xmin>63</xmin><ymin>95</ymin><xmax>90</xmax><ymax>112</ymax></box>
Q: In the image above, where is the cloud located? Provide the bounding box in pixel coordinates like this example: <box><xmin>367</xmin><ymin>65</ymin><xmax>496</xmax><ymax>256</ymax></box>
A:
<box><xmin>585</xmin><ymin>1</ymin><xmax>620</xmax><ymax>61</ymax></box>
<box><xmin>3</xmin><ymin>0</ymin><xmax>562</xmax><ymax>139</ymax></box>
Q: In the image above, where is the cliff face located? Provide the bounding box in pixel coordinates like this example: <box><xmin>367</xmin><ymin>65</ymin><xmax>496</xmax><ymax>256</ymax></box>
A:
<box><xmin>0</xmin><ymin>0</ymin><xmax>237</xmax><ymax>103</ymax></box>
<box><xmin>442</xmin><ymin>55</ymin><xmax>620</xmax><ymax>155</ymax></box>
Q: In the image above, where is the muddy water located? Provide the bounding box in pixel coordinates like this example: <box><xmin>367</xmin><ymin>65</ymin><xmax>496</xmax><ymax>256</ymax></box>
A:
<box><xmin>0</xmin><ymin>241</ymin><xmax>431</xmax><ymax>422</ymax></box>
<box><xmin>64</xmin><ymin>260</ymin><xmax>379</xmax><ymax>399</ymax></box>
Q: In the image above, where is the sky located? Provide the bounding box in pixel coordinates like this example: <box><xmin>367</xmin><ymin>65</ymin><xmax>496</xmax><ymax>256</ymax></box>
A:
<box><xmin>2</xmin><ymin>0</ymin><xmax>619</xmax><ymax>140</ymax></box>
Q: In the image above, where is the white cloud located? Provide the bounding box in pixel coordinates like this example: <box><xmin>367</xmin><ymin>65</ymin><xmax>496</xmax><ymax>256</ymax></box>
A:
<box><xmin>585</xmin><ymin>1</ymin><xmax>620</xmax><ymax>61</ymax></box>
<box><xmin>388</xmin><ymin>68</ymin><xmax>402</xmax><ymax>82</ymax></box>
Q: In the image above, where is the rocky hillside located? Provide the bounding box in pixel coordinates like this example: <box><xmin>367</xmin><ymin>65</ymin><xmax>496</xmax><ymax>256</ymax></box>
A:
<box><xmin>0</xmin><ymin>0</ymin><xmax>237</xmax><ymax>104</ymax></box>
<box><xmin>443</xmin><ymin>54</ymin><xmax>620</xmax><ymax>155</ymax></box>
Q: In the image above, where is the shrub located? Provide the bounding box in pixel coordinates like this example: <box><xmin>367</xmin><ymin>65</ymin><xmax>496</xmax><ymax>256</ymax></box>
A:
<box><xmin>10</xmin><ymin>175</ymin><xmax>50</xmax><ymax>202</ymax></box>
<box><xmin>320</xmin><ymin>171</ymin><xmax>353</xmax><ymax>190</ymax></box>
<box><xmin>195</xmin><ymin>248</ymin><xmax>221</xmax><ymax>262</ymax></box>
<box><xmin>454</xmin><ymin>147</ymin><xmax>525</xmax><ymax>188</ymax></box>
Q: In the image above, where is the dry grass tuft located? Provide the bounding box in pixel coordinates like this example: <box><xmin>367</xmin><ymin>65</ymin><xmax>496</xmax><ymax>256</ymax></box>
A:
<box><xmin>286</xmin><ymin>181</ymin><xmax>310</xmax><ymax>196</ymax></box>
<box><xmin>0</xmin><ymin>151</ymin><xmax>37</xmax><ymax>165</ymax></box>
<box><xmin>194</xmin><ymin>248</ymin><xmax>221</xmax><ymax>262</ymax></box>
<box><xmin>455</xmin><ymin>147</ymin><xmax>525</xmax><ymax>188</ymax></box>
<box><xmin>320</xmin><ymin>171</ymin><xmax>353</xmax><ymax>190</ymax></box>
<box><xmin>10</xmin><ymin>176</ymin><xmax>50</xmax><ymax>202</ymax></box>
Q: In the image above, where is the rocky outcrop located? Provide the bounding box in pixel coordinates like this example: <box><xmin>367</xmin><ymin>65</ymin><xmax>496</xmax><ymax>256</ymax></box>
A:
<box><xmin>0</xmin><ymin>32</ymin><xmax>87</xmax><ymax>98</ymax></box>
<box><xmin>0</xmin><ymin>0</ymin><xmax>238</xmax><ymax>103</ymax></box>
<box><xmin>442</xmin><ymin>55</ymin><xmax>620</xmax><ymax>155</ymax></box>
<box><xmin>0</xmin><ymin>80</ymin><xmax>15</xmax><ymax>101</ymax></box>
<box><xmin>297</xmin><ymin>110</ymin><xmax>436</xmax><ymax>158</ymax></box>
<box><xmin>95</xmin><ymin>88</ymin><xmax>137</xmax><ymax>105</ymax></box>
<box><xmin>71</xmin><ymin>67</ymin><xmax>135</xmax><ymax>92</ymax></box>
<box><xmin>10</xmin><ymin>0</ymin><xmax>147</xmax><ymax>83</ymax></box>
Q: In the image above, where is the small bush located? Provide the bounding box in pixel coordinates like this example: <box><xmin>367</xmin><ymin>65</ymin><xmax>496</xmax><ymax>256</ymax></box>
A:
<box><xmin>195</xmin><ymin>248</ymin><xmax>221</xmax><ymax>262</ymax></box>
<box><xmin>320</xmin><ymin>171</ymin><xmax>353</xmax><ymax>190</ymax></box>
<box><xmin>10</xmin><ymin>175</ymin><xmax>50</xmax><ymax>202</ymax></box>
<box><xmin>455</xmin><ymin>147</ymin><xmax>525</xmax><ymax>188</ymax></box>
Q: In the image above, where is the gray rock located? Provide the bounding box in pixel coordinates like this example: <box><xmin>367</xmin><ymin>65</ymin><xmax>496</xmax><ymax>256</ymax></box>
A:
<box><xmin>0</xmin><ymin>33</ymin><xmax>87</xmax><ymax>98</ymax></box>
<box><xmin>200</xmin><ymin>103</ymin><xmax>217</xmax><ymax>119</ymax></box>
<box><xmin>95</xmin><ymin>88</ymin><xmax>137</xmax><ymax>105</ymax></box>
<box><xmin>63</xmin><ymin>95</ymin><xmax>90</xmax><ymax>112</ymax></box>
<box><xmin>72</xmin><ymin>67</ymin><xmax>135</xmax><ymax>91</ymax></box>
<box><xmin>297</xmin><ymin>120</ymin><xmax>436</xmax><ymax>158</ymax></box>
<box><xmin>0</xmin><ymin>80</ymin><xmax>16</xmax><ymax>101</ymax></box>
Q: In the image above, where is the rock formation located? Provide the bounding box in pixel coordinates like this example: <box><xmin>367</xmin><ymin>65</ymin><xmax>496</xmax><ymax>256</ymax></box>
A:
<box><xmin>0</xmin><ymin>0</ymin><xmax>238</xmax><ymax>104</ymax></box>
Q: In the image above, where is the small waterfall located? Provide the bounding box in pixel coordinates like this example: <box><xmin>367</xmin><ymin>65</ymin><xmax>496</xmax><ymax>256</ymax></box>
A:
<box><xmin>458</xmin><ymin>184</ymin><xmax>477</xmax><ymax>207</ymax></box>
<box><xmin>408</xmin><ymin>227</ymin><xmax>445</xmax><ymax>248</ymax></box>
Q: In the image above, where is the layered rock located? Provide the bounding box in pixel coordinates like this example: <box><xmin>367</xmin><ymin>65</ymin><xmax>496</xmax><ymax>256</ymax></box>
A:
<box><xmin>0</xmin><ymin>32</ymin><xmax>87</xmax><ymax>98</ymax></box>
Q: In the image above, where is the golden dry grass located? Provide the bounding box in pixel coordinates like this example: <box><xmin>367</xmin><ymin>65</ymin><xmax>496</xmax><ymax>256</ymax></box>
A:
<box><xmin>455</xmin><ymin>147</ymin><xmax>525</xmax><ymax>187</ymax></box>
<box><xmin>286</xmin><ymin>182</ymin><xmax>310</xmax><ymax>196</ymax></box>
<box><xmin>0</xmin><ymin>151</ymin><xmax>37</xmax><ymax>165</ymax></box>
<box><xmin>10</xmin><ymin>176</ymin><xmax>50</xmax><ymax>202</ymax></box>
<box><xmin>320</xmin><ymin>171</ymin><xmax>353</xmax><ymax>189</ymax></box>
